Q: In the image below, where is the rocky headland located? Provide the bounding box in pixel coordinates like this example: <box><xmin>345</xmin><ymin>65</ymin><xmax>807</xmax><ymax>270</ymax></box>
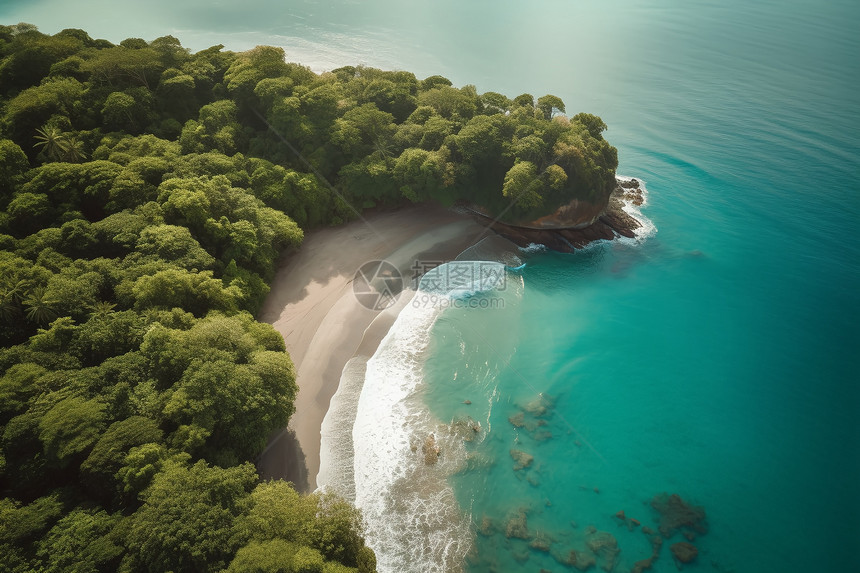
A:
<box><xmin>469</xmin><ymin>178</ymin><xmax>646</xmax><ymax>253</ymax></box>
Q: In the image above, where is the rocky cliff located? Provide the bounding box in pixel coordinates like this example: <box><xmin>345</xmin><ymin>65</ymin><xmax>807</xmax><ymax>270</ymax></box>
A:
<box><xmin>471</xmin><ymin>178</ymin><xmax>646</xmax><ymax>253</ymax></box>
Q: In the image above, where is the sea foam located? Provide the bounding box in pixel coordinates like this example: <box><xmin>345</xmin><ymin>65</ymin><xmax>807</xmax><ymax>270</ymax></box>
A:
<box><xmin>352</xmin><ymin>262</ymin><xmax>507</xmax><ymax>573</ymax></box>
<box><xmin>616</xmin><ymin>175</ymin><xmax>658</xmax><ymax>242</ymax></box>
<box><xmin>317</xmin><ymin>356</ymin><xmax>367</xmax><ymax>501</ymax></box>
<box><xmin>519</xmin><ymin>242</ymin><xmax>548</xmax><ymax>253</ymax></box>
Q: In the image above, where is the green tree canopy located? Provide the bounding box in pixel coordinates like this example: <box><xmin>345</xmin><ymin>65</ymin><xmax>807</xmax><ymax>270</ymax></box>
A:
<box><xmin>35</xmin><ymin>507</ymin><xmax>124</xmax><ymax>573</ymax></box>
<box><xmin>123</xmin><ymin>459</ymin><xmax>257</xmax><ymax>573</ymax></box>
<box><xmin>38</xmin><ymin>395</ymin><xmax>107</xmax><ymax>466</ymax></box>
<box><xmin>536</xmin><ymin>94</ymin><xmax>565</xmax><ymax>120</ymax></box>
<box><xmin>0</xmin><ymin>25</ymin><xmax>625</xmax><ymax>573</ymax></box>
<box><xmin>573</xmin><ymin>111</ymin><xmax>608</xmax><ymax>139</ymax></box>
<box><xmin>81</xmin><ymin>45</ymin><xmax>164</xmax><ymax>89</ymax></box>
<box><xmin>0</xmin><ymin>139</ymin><xmax>29</xmax><ymax>199</ymax></box>
<box><xmin>80</xmin><ymin>416</ymin><xmax>163</xmax><ymax>502</ymax></box>
<box><xmin>135</xmin><ymin>224</ymin><xmax>216</xmax><ymax>270</ymax></box>
<box><xmin>2</xmin><ymin>78</ymin><xmax>84</xmax><ymax>150</ymax></box>
<box><xmin>224</xmin><ymin>45</ymin><xmax>290</xmax><ymax>108</ymax></box>
<box><xmin>237</xmin><ymin>481</ymin><xmax>367</xmax><ymax>567</ymax></box>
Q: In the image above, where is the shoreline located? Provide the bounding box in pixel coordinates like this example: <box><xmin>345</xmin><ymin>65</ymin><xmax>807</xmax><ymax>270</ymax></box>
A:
<box><xmin>256</xmin><ymin>179</ymin><xmax>649</xmax><ymax>492</ymax></box>
<box><xmin>317</xmin><ymin>234</ymin><xmax>522</xmax><ymax>501</ymax></box>
<box><xmin>472</xmin><ymin>179</ymin><xmax>648</xmax><ymax>252</ymax></box>
<box><xmin>256</xmin><ymin>204</ymin><xmax>491</xmax><ymax>490</ymax></box>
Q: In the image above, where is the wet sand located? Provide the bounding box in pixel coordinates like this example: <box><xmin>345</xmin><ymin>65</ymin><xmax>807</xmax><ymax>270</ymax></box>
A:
<box><xmin>256</xmin><ymin>204</ymin><xmax>491</xmax><ymax>490</ymax></box>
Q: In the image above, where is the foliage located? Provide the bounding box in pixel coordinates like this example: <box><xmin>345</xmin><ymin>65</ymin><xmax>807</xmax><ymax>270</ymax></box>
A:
<box><xmin>0</xmin><ymin>139</ymin><xmax>28</xmax><ymax>199</ymax></box>
<box><xmin>0</xmin><ymin>493</ymin><xmax>64</xmax><ymax>547</ymax></box>
<box><xmin>79</xmin><ymin>415</ymin><xmax>162</xmax><ymax>503</ymax></box>
<box><xmin>0</xmin><ymin>22</ymin><xmax>620</xmax><ymax>573</ymax></box>
<box><xmin>123</xmin><ymin>459</ymin><xmax>256</xmax><ymax>572</ymax></box>
<box><xmin>38</xmin><ymin>395</ymin><xmax>106</xmax><ymax>466</ymax></box>
<box><xmin>36</xmin><ymin>507</ymin><xmax>124</xmax><ymax>573</ymax></box>
<box><xmin>237</xmin><ymin>481</ymin><xmax>366</xmax><ymax>568</ymax></box>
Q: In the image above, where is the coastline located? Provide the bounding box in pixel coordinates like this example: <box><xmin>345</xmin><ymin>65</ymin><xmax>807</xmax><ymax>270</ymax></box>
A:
<box><xmin>256</xmin><ymin>179</ymin><xmax>649</xmax><ymax>492</ymax></box>
<box><xmin>256</xmin><ymin>204</ymin><xmax>491</xmax><ymax>490</ymax></box>
<box><xmin>472</xmin><ymin>179</ymin><xmax>648</xmax><ymax>252</ymax></box>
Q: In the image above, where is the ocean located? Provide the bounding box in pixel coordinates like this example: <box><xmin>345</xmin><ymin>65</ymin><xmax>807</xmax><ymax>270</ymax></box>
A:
<box><xmin>3</xmin><ymin>1</ymin><xmax>858</xmax><ymax>571</ymax></box>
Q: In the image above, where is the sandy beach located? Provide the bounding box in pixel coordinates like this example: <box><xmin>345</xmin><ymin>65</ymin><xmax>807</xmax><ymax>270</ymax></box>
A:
<box><xmin>256</xmin><ymin>204</ymin><xmax>492</xmax><ymax>490</ymax></box>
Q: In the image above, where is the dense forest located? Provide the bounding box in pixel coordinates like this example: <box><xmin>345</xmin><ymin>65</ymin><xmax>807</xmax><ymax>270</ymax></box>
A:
<box><xmin>0</xmin><ymin>23</ymin><xmax>617</xmax><ymax>572</ymax></box>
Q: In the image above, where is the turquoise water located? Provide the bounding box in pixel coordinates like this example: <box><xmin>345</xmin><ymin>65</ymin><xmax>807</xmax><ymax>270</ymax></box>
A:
<box><xmin>4</xmin><ymin>1</ymin><xmax>858</xmax><ymax>571</ymax></box>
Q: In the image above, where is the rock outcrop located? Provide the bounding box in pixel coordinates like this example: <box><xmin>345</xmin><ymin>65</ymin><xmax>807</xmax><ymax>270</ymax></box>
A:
<box><xmin>566</xmin><ymin>550</ymin><xmax>597</xmax><ymax>571</ymax></box>
<box><xmin>670</xmin><ymin>541</ymin><xmax>698</xmax><ymax>566</ymax></box>
<box><xmin>529</xmin><ymin>530</ymin><xmax>554</xmax><ymax>552</ymax></box>
<box><xmin>421</xmin><ymin>433</ymin><xmax>440</xmax><ymax>465</ymax></box>
<box><xmin>586</xmin><ymin>529</ymin><xmax>620</xmax><ymax>572</ymax></box>
<box><xmin>510</xmin><ymin>449</ymin><xmax>534</xmax><ymax>471</ymax></box>
<box><xmin>650</xmin><ymin>493</ymin><xmax>708</xmax><ymax>538</ymax></box>
<box><xmin>469</xmin><ymin>178</ymin><xmax>646</xmax><ymax>253</ymax></box>
<box><xmin>504</xmin><ymin>507</ymin><xmax>531</xmax><ymax>539</ymax></box>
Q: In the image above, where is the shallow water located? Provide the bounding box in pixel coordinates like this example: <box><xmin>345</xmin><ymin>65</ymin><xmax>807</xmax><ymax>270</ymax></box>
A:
<box><xmin>5</xmin><ymin>1</ymin><xmax>858</xmax><ymax>570</ymax></box>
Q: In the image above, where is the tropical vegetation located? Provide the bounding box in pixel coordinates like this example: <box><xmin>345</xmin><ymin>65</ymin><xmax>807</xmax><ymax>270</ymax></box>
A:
<box><xmin>0</xmin><ymin>22</ymin><xmax>616</xmax><ymax>572</ymax></box>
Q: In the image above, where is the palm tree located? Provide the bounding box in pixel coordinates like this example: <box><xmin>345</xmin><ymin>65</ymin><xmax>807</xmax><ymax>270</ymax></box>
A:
<box><xmin>373</xmin><ymin>136</ymin><xmax>394</xmax><ymax>159</ymax></box>
<box><xmin>23</xmin><ymin>286</ymin><xmax>58</xmax><ymax>326</ymax></box>
<box><xmin>88</xmin><ymin>300</ymin><xmax>116</xmax><ymax>318</ymax></box>
<box><xmin>33</xmin><ymin>126</ymin><xmax>69</xmax><ymax>162</ymax></box>
<box><xmin>0</xmin><ymin>278</ymin><xmax>29</xmax><ymax>322</ymax></box>
<box><xmin>62</xmin><ymin>135</ymin><xmax>87</xmax><ymax>163</ymax></box>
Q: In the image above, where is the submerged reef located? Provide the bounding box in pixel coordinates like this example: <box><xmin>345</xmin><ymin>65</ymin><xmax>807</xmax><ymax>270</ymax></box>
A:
<box><xmin>670</xmin><ymin>541</ymin><xmax>699</xmax><ymax>567</ymax></box>
<box><xmin>449</xmin><ymin>416</ymin><xmax>482</xmax><ymax>442</ymax></box>
<box><xmin>529</xmin><ymin>530</ymin><xmax>555</xmax><ymax>552</ymax></box>
<box><xmin>417</xmin><ymin>433</ymin><xmax>440</xmax><ymax>465</ymax></box>
<box><xmin>471</xmin><ymin>386</ymin><xmax>713</xmax><ymax>571</ymax></box>
<box><xmin>510</xmin><ymin>449</ymin><xmax>534</xmax><ymax>471</ymax></box>
<box><xmin>477</xmin><ymin>491</ymin><xmax>709</xmax><ymax>572</ymax></box>
<box><xmin>650</xmin><ymin>492</ymin><xmax>708</xmax><ymax>539</ymax></box>
<box><xmin>629</xmin><ymin>531</ymin><xmax>664</xmax><ymax>573</ymax></box>
<box><xmin>505</xmin><ymin>507</ymin><xmax>532</xmax><ymax>540</ymax></box>
<box><xmin>586</xmin><ymin>529</ymin><xmax>621</xmax><ymax>572</ymax></box>
<box><xmin>508</xmin><ymin>393</ymin><xmax>555</xmax><ymax>441</ymax></box>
